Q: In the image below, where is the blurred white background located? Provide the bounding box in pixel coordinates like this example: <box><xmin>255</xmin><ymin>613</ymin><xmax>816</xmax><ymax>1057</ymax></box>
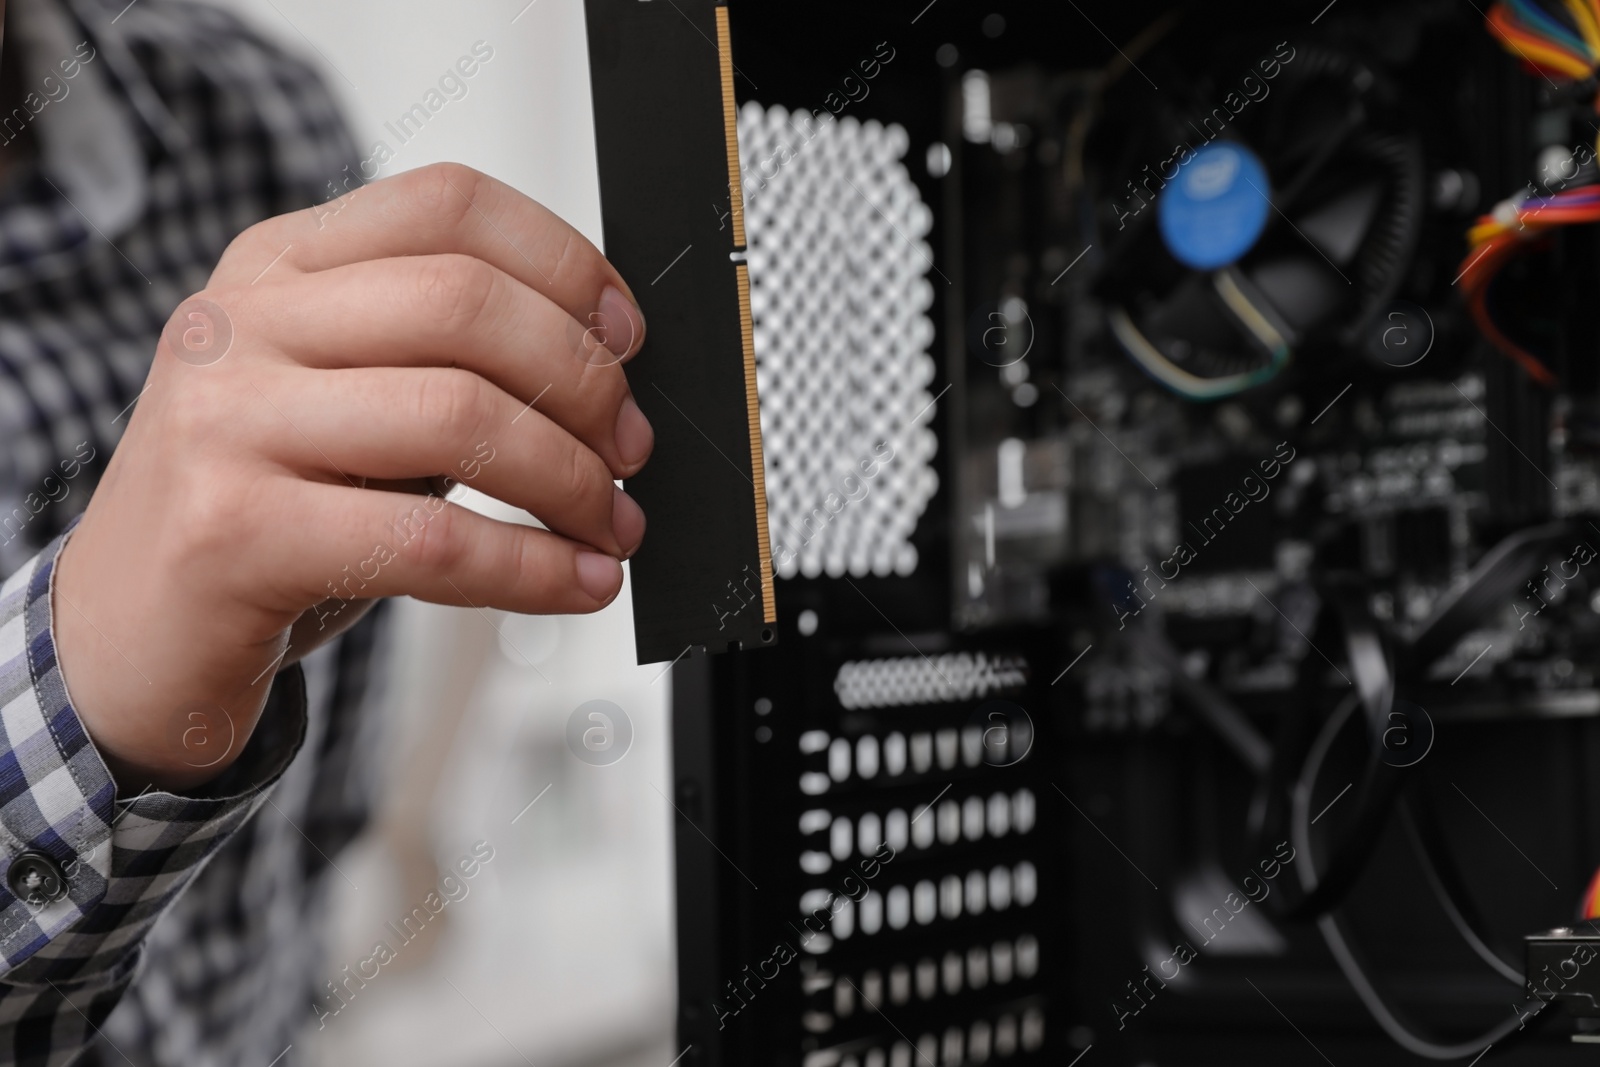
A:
<box><xmin>205</xmin><ymin>1</ymin><xmax>678</xmax><ymax>1063</ymax></box>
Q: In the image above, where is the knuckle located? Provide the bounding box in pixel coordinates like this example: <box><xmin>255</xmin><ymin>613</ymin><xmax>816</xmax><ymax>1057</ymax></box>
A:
<box><xmin>557</xmin><ymin>442</ymin><xmax>589</xmax><ymax>505</ymax></box>
<box><xmin>510</xmin><ymin>532</ymin><xmax>563</xmax><ymax>607</ymax></box>
<box><xmin>411</xmin><ymin>369</ymin><xmax>491</xmax><ymax>445</ymax></box>
<box><xmin>406</xmin><ymin>162</ymin><xmax>485</xmax><ymax>232</ymax></box>
<box><xmin>159</xmin><ymin>287</ymin><xmax>243</xmax><ymax>369</ymax></box>
<box><xmin>164</xmin><ymin>286</ymin><xmax>217</xmax><ymax>325</ymax></box>
<box><xmin>415</xmin><ymin>254</ymin><xmax>498</xmax><ymax>329</ymax></box>
<box><xmin>561</xmin><ymin>444</ymin><xmax>609</xmax><ymax>512</ymax></box>
<box><xmin>197</xmin><ymin>282</ymin><xmax>242</xmax><ymax>310</ymax></box>
<box><xmin>394</xmin><ymin>498</ymin><xmax>461</xmax><ymax>573</ymax></box>
<box><xmin>216</xmin><ymin>224</ymin><xmax>274</xmax><ymax>276</ymax></box>
<box><xmin>581</xmin><ymin>367</ymin><xmax>631</xmax><ymax>436</ymax></box>
<box><xmin>546</xmin><ymin>226</ymin><xmax>579</xmax><ymax>287</ymax></box>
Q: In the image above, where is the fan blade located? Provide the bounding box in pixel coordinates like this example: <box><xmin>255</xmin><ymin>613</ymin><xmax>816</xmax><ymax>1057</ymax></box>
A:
<box><xmin>1293</xmin><ymin>179</ymin><xmax>1384</xmax><ymax>266</ymax></box>
<box><xmin>1145</xmin><ymin>272</ymin><xmax>1241</xmax><ymax>356</ymax></box>
<box><xmin>1247</xmin><ymin>254</ymin><xmax>1349</xmax><ymax>334</ymax></box>
<box><xmin>1272</xmin><ymin>101</ymin><xmax>1364</xmax><ymax>214</ymax></box>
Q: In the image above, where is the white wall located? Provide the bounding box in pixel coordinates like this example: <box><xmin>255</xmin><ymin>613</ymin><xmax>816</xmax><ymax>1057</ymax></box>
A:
<box><xmin>233</xmin><ymin>0</ymin><xmax>604</xmax><ymax>230</ymax></box>
<box><xmin>208</xmin><ymin>2</ymin><xmax>677</xmax><ymax>1063</ymax></box>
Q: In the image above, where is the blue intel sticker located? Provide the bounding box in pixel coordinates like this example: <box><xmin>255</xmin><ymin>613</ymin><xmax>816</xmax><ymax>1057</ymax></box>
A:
<box><xmin>1158</xmin><ymin>142</ymin><xmax>1272</xmax><ymax>271</ymax></box>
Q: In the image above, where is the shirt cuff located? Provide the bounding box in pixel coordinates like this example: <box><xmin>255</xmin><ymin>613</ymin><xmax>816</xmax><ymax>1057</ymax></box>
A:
<box><xmin>0</xmin><ymin>522</ymin><xmax>309</xmax><ymax>985</ymax></box>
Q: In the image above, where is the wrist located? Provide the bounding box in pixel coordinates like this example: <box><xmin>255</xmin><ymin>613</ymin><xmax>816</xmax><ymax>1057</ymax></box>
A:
<box><xmin>50</xmin><ymin>529</ymin><xmax>266</xmax><ymax>792</ymax></box>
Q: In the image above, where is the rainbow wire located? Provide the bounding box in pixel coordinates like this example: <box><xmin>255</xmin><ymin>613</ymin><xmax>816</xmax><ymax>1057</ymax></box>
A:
<box><xmin>1457</xmin><ymin>187</ymin><xmax>1600</xmax><ymax>386</ymax></box>
<box><xmin>1461</xmin><ymin>1</ymin><xmax>1600</xmax><ymax>386</ymax></box>
<box><xmin>1489</xmin><ymin>0</ymin><xmax>1600</xmax><ymax>82</ymax></box>
<box><xmin>1487</xmin><ymin>0</ymin><xmax>1600</xmax><ymax>158</ymax></box>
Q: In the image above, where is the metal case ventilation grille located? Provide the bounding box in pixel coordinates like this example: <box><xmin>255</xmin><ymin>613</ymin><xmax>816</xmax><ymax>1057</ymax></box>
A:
<box><xmin>739</xmin><ymin>102</ymin><xmax>940</xmax><ymax>580</ymax></box>
<box><xmin>788</xmin><ymin>654</ymin><xmax>1049</xmax><ymax>1066</ymax></box>
<box><xmin>835</xmin><ymin>654</ymin><xmax>1032</xmax><ymax>710</ymax></box>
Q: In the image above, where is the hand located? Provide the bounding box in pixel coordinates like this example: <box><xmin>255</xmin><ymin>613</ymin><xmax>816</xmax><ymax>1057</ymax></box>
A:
<box><xmin>53</xmin><ymin>163</ymin><xmax>652</xmax><ymax>791</ymax></box>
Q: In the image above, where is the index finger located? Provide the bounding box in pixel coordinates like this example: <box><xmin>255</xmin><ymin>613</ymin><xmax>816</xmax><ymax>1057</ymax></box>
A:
<box><xmin>216</xmin><ymin>162</ymin><xmax>646</xmax><ymax>361</ymax></box>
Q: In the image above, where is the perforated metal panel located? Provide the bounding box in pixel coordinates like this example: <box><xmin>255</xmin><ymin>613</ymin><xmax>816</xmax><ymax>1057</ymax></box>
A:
<box><xmin>780</xmin><ymin>653</ymin><xmax>1052</xmax><ymax>1067</ymax></box>
<box><xmin>739</xmin><ymin>103</ymin><xmax>940</xmax><ymax>580</ymax></box>
<box><xmin>834</xmin><ymin>654</ymin><xmax>1032</xmax><ymax>710</ymax></box>
<box><xmin>671</xmin><ymin>33</ymin><xmax>1061</xmax><ymax>1067</ymax></box>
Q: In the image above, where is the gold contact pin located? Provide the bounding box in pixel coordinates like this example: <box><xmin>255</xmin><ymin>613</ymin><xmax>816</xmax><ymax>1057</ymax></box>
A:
<box><xmin>736</xmin><ymin>262</ymin><xmax>775</xmax><ymax>624</ymax></box>
<box><xmin>714</xmin><ymin>6</ymin><xmax>747</xmax><ymax>250</ymax></box>
<box><xmin>718</xmin><ymin>6</ymin><xmax>773</xmax><ymax>627</ymax></box>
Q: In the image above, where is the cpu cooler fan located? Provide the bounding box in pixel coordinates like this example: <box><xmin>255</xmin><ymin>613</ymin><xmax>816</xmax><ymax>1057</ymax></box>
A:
<box><xmin>1092</xmin><ymin>45</ymin><xmax>1427</xmax><ymax>400</ymax></box>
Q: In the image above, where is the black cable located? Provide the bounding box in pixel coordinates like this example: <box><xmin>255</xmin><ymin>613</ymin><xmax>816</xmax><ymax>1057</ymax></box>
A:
<box><xmin>1254</xmin><ymin>578</ymin><xmax>1410</xmax><ymax>920</ymax></box>
<box><xmin>1103</xmin><ymin>525</ymin><xmax>1573</xmax><ymax>1021</ymax></box>
<box><xmin>1095</xmin><ymin>564</ymin><xmax>1272</xmax><ymax>774</ymax></box>
<box><xmin>1401</xmin><ymin>793</ymin><xmax>1525</xmax><ymax>986</ymax></box>
<box><xmin>1258</xmin><ymin>520</ymin><xmax>1571</xmax><ymax>922</ymax></box>
<box><xmin>1402</xmin><ymin>522</ymin><xmax>1571</xmax><ymax>677</ymax></box>
<box><xmin>1291</xmin><ymin>692</ymin><xmax>1548</xmax><ymax>1058</ymax></box>
<box><xmin>1291</xmin><ymin>695</ymin><xmax>1523</xmax><ymax>985</ymax></box>
<box><xmin>1122</xmin><ymin>625</ymin><xmax>1272</xmax><ymax>775</ymax></box>
<box><xmin>1312</xmin><ymin>913</ymin><xmax>1541</xmax><ymax>1059</ymax></box>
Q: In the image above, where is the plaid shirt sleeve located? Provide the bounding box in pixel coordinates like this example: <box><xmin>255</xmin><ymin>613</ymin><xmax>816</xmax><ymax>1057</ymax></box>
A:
<box><xmin>0</xmin><ymin>526</ymin><xmax>309</xmax><ymax>1065</ymax></box>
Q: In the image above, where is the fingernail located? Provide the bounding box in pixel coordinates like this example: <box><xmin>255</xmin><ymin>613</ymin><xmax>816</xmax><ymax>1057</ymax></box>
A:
<box><xmin>612</xmin><ymin>486</ymin><xmax>646</xmax><ymax>558</ymax></box>
<box><xmin>614</xmin><ymin>394</ymin><xmax>654</xmax><ymax>468</ymax></box>
<box><xmin>576</xmin><ymin>551</ymin><xmax>623</xmax><ymax>602</ymax></box>
<box><xmin>597</xmin><ymin>285</ymin><xmax>645</xmax><ymax>360</ymax></box>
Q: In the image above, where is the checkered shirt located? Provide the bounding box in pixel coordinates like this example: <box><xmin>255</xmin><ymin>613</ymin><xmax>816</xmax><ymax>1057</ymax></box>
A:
<box><xmin>0</xmin><ymin>1</ymin><xmax>388</xmax><ymax>1064</ymax></box>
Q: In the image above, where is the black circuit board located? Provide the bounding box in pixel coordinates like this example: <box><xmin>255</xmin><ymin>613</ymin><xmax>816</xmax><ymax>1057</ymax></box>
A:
<box><xmin>584</xmin><ymin>0</ymin><xmax>777</xmax><ymax>665</ymax></box>
<box><xmin>946</xmin><ymin>8</ymin><xmax>1600</xmax><ymax>728</ymax></box>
